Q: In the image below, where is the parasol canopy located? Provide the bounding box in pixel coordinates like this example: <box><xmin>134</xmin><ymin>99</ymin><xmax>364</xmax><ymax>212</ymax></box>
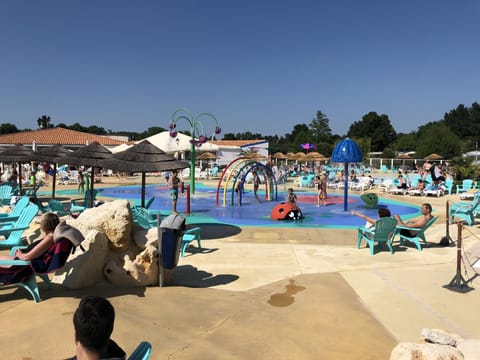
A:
<box><xmin>196</xmin><ymin>152</ymin><xmax>218</xmax><ymax>160</ymax></box>
<box><xmin>62</xmin><ymin>142</ymin><xmax>112</xmax><ymax>208</ymax></box>
<box><xmin>331</xmin><ymin>138</ymin><xmax>362</xmax><ymax>211</ymax></box>
<box><xmin>30</xmin><ymin>144</ymin><xmax>73</xmax><ymax>199</ymax></box>
<box><xmin>0</xmin><ymin>144</ymin><xmax>35</xmax><ymax>194</ymax></box>
<box><xmin>101</xmin><ymin>140</ymin><xmax>188</xmax><ymax>207</ymax></box>
<box><xmin>272</xmin><ymin>152</ymin><xmax>287</xmax><ymax>159</ymax></box>
<box><xmin>424</xmin><ymin>153</ymin><xmax>444</xmax><ymax>161</ymax></box>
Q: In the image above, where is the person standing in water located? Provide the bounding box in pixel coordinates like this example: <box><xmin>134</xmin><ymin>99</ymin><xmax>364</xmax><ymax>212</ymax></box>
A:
<box><xmin>168</xmin><ymin>170</ymin><xmax>182</xmax><ymax>214</ymax></box>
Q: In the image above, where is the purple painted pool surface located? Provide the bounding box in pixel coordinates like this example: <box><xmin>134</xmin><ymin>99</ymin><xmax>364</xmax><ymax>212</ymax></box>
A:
<box><xmin>100</xmin><ymin>184</ymin><xmax>421</xmax><ymax>228</ymax></box>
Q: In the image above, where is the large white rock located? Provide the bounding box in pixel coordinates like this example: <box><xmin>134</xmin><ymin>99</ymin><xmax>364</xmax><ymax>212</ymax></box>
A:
<box><xmin>51</xmin><ymin>199</ymin><xmax>161</xmax><ymax>288</ymax></box>
<box><xmin>390</xmin><ymin>342</ymin><xmax>464</xmax><ymax>360</ymax></box>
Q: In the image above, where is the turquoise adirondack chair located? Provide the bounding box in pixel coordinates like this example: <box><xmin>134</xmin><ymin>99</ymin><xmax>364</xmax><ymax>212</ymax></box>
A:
<box><xmin>449</xmin><ymin>192</ymin><xmax>480</xmax><ymax>226</ymax></box>
<box><xmin>181</xmin><ymin>227</ymin><xmax>202</xmax><ymax>257</ymax></box>
<box><xmin>456</xmin><ymin>179</ymin><xmax>474</xmax><ymax>194</ymax></box>
<box><xmin>0</xmin><ymin>239</ymin><xmax>73</xmax><ymax>302</ymax></box>
<box><xmin>132</xmin><ymin>207</ymin><xmax>159</xmax><ymax>229</ymax></box>
<box><xmin>0</xmin><ymin>196</ymin><xmax>31</xmax><ymax>223</ymax></box>
<box><xmin>357</xmin><ymin>217</ymin><xmax>398</xmax><ymax>255</ymax></box>
<box><xmin>0</xmin><ymin>204</ymin><xmax>39</xmax><ymax>248</ymax></box>
<box><xmin>46</xmin><ymin>199</ymin><xmax>71</xmax><ymax>217</ymax></box>
<box><xmin>0</xmin><ymin>183</ymin><xmax>15</xmax><ymax>206</ymax></box>
<box><xmin>393</xmin><ymin>216</ymin><xmax>439</xmax><ymax>251</ymax></box>
<box><xmin>70</xmin><ymin>189</ymin><xmax>98</xmax><ymax>213</ymax></box>
<box><xmin>128</xmin><ymin>341</ymin><xmax>152</xmax><ymax>360</ymax></box>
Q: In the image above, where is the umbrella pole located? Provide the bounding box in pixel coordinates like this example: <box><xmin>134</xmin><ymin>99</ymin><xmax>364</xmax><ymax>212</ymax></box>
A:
<box><xmin>90</xmin><ymin>168</ymin><xmax>95</xmax><ymax>208</ymax></box>
<box><xmin>52</xmin><ymin>163</ymin><xmax>57</xmax><ymax>199</ymax></box>
<box><xmin>343</xmin><ymin>162</ymin><xmax>348</xmax><ymax>212</ymax></box>
<box><xmin>18</xmin><ymin>163</ymin><xmax>23</xmax><ymax>195</ymax></box>
<box><xmin>141</xmin><ymin>173</ymin><xmax>146</xmax><ymax>207</ymax></box>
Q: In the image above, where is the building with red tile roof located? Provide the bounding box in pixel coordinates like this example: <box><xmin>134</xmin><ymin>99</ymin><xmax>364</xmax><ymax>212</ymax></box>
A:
<box><xmin>0</xmin><ymin>127</ymin><xmax>127</xmax><ymax>150</ymax></box>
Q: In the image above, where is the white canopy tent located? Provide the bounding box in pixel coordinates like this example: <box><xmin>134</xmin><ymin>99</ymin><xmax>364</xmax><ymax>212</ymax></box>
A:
<box><xmin>144</xmin><ymin>131</ymin><xmax>219</xmax><ymax>153</ymax></box>
<box><xmin>109</xmin><ymin>131</ymin><xmax>220</xmax><ymax>155</ymax></box>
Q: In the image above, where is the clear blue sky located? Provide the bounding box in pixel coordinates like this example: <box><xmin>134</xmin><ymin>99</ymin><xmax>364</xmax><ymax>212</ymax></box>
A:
<box><xmin>1</xmin><ymin>1</ymin><xmax>479</xmax><ymax>138</ymax></box>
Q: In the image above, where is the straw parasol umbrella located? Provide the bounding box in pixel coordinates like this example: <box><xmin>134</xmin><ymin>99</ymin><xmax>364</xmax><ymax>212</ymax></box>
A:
<box><xmin>424</xmin><ymin>153</ymin><xmax>444</xmax><ymax>161</ymax></box>
<box><xmin>396</xmin><ymin>153</ymin><xmax>412</xmax><ymax>171</ymax></box>
<box><xmin>101</xmin><ymin>140</ymin><xmax>189</xmax><ymax>207</ymax></box>
<box><xmin>243</xmin><ymin>152</ymin><xmax>267</xmax><ymax>161</ymax></box>
<box><xmin>196</xmin><ymin>152</ymin><xmax>218</xmax><ymax>178</ymax></box>
<box><xmin>61</xmin><ymin>142</ymin><xmax>112</xmax><ymax>208</ymax></box>
<box><xmin>30</xmin><ymin>144</ymin><xmax>72</xmax><ymax>199</ymax></box>
<box><xmin>0</xmin><ymin>144</ymin><xmax>35</xmax><ymax>195</ymax></box>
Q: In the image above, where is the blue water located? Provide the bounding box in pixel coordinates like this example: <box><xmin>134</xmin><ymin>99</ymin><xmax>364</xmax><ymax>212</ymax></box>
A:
<box><xmin>99</xmin><ymin>183</ymin><xmax>420</xmax><ymax>228</ymax></box>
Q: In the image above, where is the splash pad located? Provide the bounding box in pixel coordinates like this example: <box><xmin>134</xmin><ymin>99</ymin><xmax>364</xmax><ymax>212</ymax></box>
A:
<box><xmin>100</xmin><ymin>184</ymin><xmax>420</xmax><ymax>228</ymax></box>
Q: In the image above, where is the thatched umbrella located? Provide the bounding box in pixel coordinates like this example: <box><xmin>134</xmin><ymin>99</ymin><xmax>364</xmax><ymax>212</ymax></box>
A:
<box><xmin>425</xmin><ymin>153</ymin><xmax>444</xmax><ymax>161</ymax></box>
<box><xmin>396</xmin><ymin>153</ymin><xmax>412</xmax><ymax>171</ymax></box>
<box><xmin>0</xmin><ymin>144</ymin><xmax>34</xmax><ymax>195</ymax></box>
<box><xmin>243</xmin><ymin>152</ymin><xmax>267</xmax><ymax>161</ymax></box>
<box><xmin>101</xmin><ymin>140</ymin><xmax>188</xmax><ymax>207</ymax></box>
<box><xmin>196</xmin><ymin>152</ymin><xmax>218</xmax><ymax>178</ymax></box>
<box><xmin>62</xmin><ymin>142</ymin><xmax>112</xmax><ymax>208</ymax></box>
<box><xmin>31</xmin><ymin>144</ymin><xmax>72</xmax><ymax>199</ymax></box>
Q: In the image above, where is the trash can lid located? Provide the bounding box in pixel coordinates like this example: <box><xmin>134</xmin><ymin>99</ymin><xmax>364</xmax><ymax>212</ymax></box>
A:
<box><xmin>160</xmin><ymin>214</ymin><xmax>186</xmax><ymax>230</ymax></box>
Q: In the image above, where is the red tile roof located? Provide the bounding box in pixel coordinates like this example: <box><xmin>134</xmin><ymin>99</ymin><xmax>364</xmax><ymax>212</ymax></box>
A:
<box><xmin>211</xmin><ymin>139</ymin><xmax>266</xmax><ymax>147</ymax></box>
<box><xmin>0</xmin><ymin>127</ymin><xmax>127</xmax><ymax>147</ymax></box>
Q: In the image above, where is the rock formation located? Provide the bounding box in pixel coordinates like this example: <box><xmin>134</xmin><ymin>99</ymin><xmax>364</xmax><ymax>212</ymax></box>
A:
<box><xmin>51</xmin><ymin>199</ymin><xmax>162</xmax><ymax>288</ymax></box>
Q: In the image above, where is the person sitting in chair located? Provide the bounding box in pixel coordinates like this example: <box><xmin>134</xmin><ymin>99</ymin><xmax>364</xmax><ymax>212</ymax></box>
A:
<box><xmin>394</xmin><ymin>203</ymin><xmax>433</xmax><ymax>237</ymax></box>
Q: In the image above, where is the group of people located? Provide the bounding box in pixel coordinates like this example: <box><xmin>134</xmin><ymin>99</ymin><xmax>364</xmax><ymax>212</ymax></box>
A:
<box><xmin>351</xmin><ymin>202</ymin><xmax>433</xmax><ymax>239</ymax></box>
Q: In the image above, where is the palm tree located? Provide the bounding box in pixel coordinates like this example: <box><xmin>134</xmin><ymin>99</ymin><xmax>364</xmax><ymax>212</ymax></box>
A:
<box><xmin>37</xmin><ymin>115</ymin><xmax>53</xmax><ymax>129</ymax></box>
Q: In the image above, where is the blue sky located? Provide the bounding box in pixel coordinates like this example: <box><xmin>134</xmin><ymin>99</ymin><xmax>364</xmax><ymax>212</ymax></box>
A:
<box><xmin>1</xmin><ymin>1</ymin><xmax>479</xmax><ymax>138</ymax></box>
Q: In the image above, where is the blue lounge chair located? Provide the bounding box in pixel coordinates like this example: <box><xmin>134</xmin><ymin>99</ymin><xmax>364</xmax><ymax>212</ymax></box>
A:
<box><xmin>357</xmin><ymin>217</ymin><xmax>398</xmax><ymax>255</ymax></box>
<box><xmin>46</xmin><ymin>199</ymin><xmax>71</xmax><ymax>217</ymax></box>
<box><xmin>181</xmin><ymin>227</ymin><xmax>202</xmax><ymax>257</ymax></box>
<box><xmin>0</xmin><ymin>204</ymin><xmax>39</xmax><ymax>243</ymax></box>
<box><xmin>0</xmin><ymin>196</ymin><xmax>31</xmax><ymax>223</ymax></box>
<box><xmin>128</xmin><ymin>341</ymin><xmax>152</xmax><ymax>360</ymax></box>
<box><xmin>393</xmin><ymin>216</ymin><xmax>439</xmax><ymax>251</ymax></box>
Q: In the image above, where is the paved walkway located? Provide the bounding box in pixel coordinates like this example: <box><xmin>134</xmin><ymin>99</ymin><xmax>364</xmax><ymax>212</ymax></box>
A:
<box><xmin>1</xmin><ymin>176</ymin><xmax>479</xmax><ymax>359</ymax></box>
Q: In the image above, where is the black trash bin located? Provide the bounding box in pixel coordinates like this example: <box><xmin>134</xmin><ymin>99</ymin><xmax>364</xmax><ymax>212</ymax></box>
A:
<box><xmin>158</xmin><ymin>214</ymin><xmax>186</xmax><ymax>285</ymax></box>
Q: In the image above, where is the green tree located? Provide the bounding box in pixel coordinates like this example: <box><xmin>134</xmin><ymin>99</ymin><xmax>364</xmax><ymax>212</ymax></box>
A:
<box><xmin>415</xmin><ymin>122</ymin><xmax>462</xmax><ymax>159</ymax></box>
<box><xmin>395</xmin><ymin>133</ymin><xmax>417</xmax><ymax>152</ymax></box>
<box><xmin>0</xmin><ymin>123</ymin><xmax>18</xmax><ymax>134</ymax></box>
<box><xmin>37</xmin><ymin>115</ymin><xmax>53</xmax><ymax>129</ymax></box>
<box><xmin>347</xmin><ymin>112</ymin><xmax>397</xmax><ymax>152</ymax></box>
<box><xmin>309</xmin><ymin>111</ymin><xmax>333</xmax><ymax>155</ymax></box>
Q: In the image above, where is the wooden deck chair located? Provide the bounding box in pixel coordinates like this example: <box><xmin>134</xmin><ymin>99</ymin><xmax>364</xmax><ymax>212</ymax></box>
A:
<box><xmin>181</xmin><ymin>227</ymin><xmax>202</xmax><ymax>257</ymax></box>
<box><xmin>393</xmin><ymin>216</ymin><xmax>439</xmax><ymax>251</ymax></box>
<box><xmin>0</xmin><ymin>196</ymin><xmax>30</xmax><ymax>223</ymax></box>
<box><xmin>357</xmin><ymin>217</ymin><xmax>397</xmax><ymax>256</ymax></box>
<box><xmin>0</xmin><ymin>204</ymin><xmax>39</xmax><ymax>244</ymax></box>
<box><xmin>128</xmin><ymin>341</ymin><xmax>152</xmax><ymax>360</ymax></box>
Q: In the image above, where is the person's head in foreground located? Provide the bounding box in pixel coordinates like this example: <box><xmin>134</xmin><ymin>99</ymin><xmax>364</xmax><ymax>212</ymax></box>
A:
<box><xmin>72</xmin><ymin>296</ymin><xmax>125</xmax><ymax>360</ymax></box>
<box><xmin>40</xmin><ymin>212</ymin><xmax>60</xmax><ymax>234</ymax></box>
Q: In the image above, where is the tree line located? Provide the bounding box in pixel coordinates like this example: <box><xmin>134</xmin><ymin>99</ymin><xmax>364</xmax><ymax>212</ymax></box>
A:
<box><xmin>1</xmin><ymin>102</ymin><xmax>479</xmax><ymax>161</ymax></box>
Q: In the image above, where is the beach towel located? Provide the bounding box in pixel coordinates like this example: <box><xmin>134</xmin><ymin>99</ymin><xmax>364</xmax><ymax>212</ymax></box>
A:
<box><xmin>0</xmin><ymin>238</ymin><xmax>73</xmax><ymax>286</ymax></box>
